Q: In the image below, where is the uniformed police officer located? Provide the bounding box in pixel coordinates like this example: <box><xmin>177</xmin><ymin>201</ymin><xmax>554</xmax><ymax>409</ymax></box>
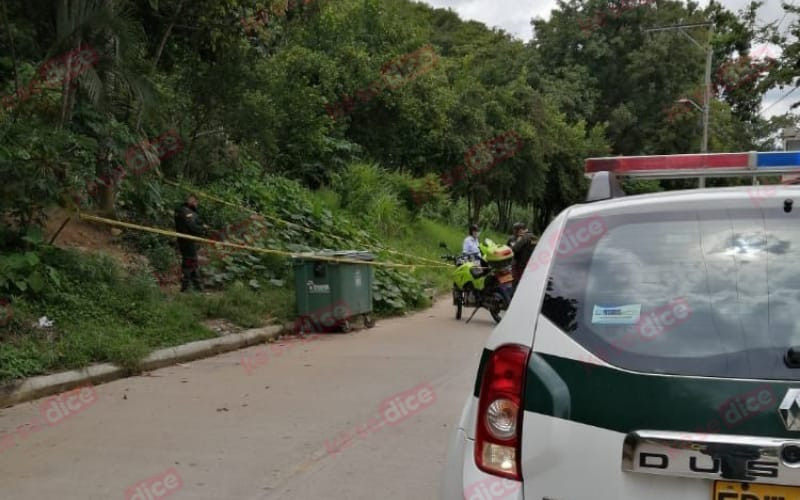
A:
<box><xmin>174</xmin><ymin>195</ymin><xmax>206</xmax><ymax>292</ymax></box>
<box><xmin>511</xmin><ymin>222</ymin><xmax>536</xmax><ymax>291</ymax></box>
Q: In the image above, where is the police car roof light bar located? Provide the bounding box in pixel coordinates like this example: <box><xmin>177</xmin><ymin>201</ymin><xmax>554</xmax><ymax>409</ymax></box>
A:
<box><xmin>585</xmin><ymin>151</ymin><xmax>800</xmax><ymax>180</ymax></box>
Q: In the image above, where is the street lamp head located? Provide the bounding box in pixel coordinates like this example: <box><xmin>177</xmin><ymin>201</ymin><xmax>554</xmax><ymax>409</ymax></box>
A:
<box><xmin>676</xmin><ymin>98</ymin><xmax>704</xmax><ymax>112</ymax></box>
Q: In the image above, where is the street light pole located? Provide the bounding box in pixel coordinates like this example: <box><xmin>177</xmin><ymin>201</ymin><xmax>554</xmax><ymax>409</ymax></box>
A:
<box><xmin>645</xmin><ymin>22</ymin><xmax>713</xmax><ymax>187</ymax></box>
<box><xmin>699</xmin><ymin>24</ymin><xmax>714</xmax><ymax>187</ymax></box>
<box><xmin>702</xmin><ymin>46</ymin><xmax>711</xmax><ymax>155</ymax></box>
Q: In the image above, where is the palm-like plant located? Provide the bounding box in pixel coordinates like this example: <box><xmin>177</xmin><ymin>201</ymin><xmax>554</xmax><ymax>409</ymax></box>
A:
<box><xmin>51</xmin><ymin>0</ymin><xmax>158</xmax><ymax>212</ymax></box>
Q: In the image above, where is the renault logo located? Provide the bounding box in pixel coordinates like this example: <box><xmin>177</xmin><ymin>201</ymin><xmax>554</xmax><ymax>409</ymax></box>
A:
<box><xmin>778</xmin><ymin>389</ymin><xmax>800</xmax><ymax>431</ymax></box>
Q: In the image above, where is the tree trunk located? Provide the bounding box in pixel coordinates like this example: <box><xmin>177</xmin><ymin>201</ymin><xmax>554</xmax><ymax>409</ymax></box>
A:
<box><xmin>182</xmin><ymin>118</ymin><xmax>206</xmax><ymax>178</ymax></box>
<box><xmin>58</xmin><ymin>38</ymin><xmax>81</xmax><ymax>128</ymax></box>
<box><xmin>497</xmin><ymin>198</ymin><xmax>513</xmax><ymax>230</ymax></box>
<box><xmin>96</xmin><ymin>31</ymin><xmax>120</xmax><ymax>214</ymax></box>
<box><xmin>136</xmin><ymin>0</ymin><xmax>186</xmax><ymax>130</ymax></box>
<box><xmin>153</xmin><ymin>0</ymin><xmax>185</xmax><ymax>69</ymax></box>
<box><xmin>97</xmin><ymin>167</ymin><xmax>116</xmax><ymax>215</ymax></box>
<box><xmin>471</xmin><ymin>194</ymin><xmax>482</xmax><ymax>226</ymax></box>
<box><xmin>1</xmin><ymin>0</ymin><xmax>20</xmax><ymax>96</ymax></box>
<box><xmin>535</xmin><ymin>206</ymin><xmax>550</xmax><ymax>235</ymax></box>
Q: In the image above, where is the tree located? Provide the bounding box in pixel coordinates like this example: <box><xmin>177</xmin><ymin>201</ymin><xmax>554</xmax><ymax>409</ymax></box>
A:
<box><xmin>763</xmin><ymin>2</ymin><xmax>800</xmax><ymax>112</ymax></box>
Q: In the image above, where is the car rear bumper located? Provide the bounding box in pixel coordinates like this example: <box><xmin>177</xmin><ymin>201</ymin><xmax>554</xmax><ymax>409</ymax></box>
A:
<box><xmin>521</xmin><ymin>411</ymin><xmax>715</xmax><ymax>499</ymax></box>
<box><xmin>442</xmin><ymin>427</ymin><xmax>523</xmax><ymax>500</ymax></box>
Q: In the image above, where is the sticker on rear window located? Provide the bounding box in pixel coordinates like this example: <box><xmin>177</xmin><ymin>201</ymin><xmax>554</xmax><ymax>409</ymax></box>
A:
<box><xmin>591</xmin><ymin>304</ymin><xmax>641</xmax><ymax>325</ymax></box>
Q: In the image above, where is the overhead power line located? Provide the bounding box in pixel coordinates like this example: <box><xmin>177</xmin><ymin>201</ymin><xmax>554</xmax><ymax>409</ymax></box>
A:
<box><xmin>763</xmin><ymin>86</ymin><xmax>798</xmax><ymax>114</ymax></box>
<box><xmin>776</xmin><ymin>0</ymin><xmax>797</xmax><ymax>33</ymax></box>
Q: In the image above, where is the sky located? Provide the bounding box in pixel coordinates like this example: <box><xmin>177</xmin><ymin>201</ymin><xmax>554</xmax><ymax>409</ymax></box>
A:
<box><xmin>420</xmin><ymin>0</ymin><xmax>797</xmax><ymax>118</ymax></box>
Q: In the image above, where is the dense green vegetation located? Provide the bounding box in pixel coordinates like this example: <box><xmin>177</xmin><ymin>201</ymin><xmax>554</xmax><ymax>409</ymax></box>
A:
<box><xmin>0</xmin><ymin>0</ymin><xmax>797</xmax><ymax>380</ymax></box>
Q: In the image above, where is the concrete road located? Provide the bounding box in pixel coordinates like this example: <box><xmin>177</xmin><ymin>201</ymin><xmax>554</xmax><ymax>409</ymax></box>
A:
<box><xmin>0</xmin><ymin>299</ymin><xmax>496</xmax><ymax>500</ymax></box>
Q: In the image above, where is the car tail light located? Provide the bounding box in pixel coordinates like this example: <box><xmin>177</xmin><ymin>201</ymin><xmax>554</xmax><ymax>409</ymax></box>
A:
<box><xmin>474</xmin><ymin>344</ymin><xmax>530</xmax><ymax>480</ymax></box>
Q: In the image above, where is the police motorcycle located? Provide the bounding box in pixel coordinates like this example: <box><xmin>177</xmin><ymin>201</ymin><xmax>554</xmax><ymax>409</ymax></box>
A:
<box><xmin>439</xmin><ymin>239</ymin><xmax>514</xmax><ymax>324</ymax></box>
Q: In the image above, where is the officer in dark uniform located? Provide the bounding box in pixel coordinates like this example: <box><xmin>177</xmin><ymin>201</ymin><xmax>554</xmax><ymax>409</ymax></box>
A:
<box><xmin>511</xmin><ymin>222</ymin><xmax>536</xmax><ymax>291</ymax></box>
<box><xmin>506</xmin><ymin>230</ymin><xmax>518</xmax><ymax>248</ymax></box>
<box><xmin>174</xmin><ymin>195</ymin><xmax>206</xmax><ymax>292</ymax></box>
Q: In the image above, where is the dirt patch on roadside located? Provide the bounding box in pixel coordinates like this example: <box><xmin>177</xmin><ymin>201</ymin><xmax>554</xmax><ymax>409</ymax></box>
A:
<box><xmin>43</xmin><ymin>207</ymin><xmax>147</xmax><ymax>269</ymax></box>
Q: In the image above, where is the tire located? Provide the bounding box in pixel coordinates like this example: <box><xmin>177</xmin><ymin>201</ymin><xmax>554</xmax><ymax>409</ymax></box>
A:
<box><xmin>490</xmin><ymin>307</ymin><xmax>504</xmax><ymax>324</ymax></box>
<box><xmin>463</xmin><ymin>284</ymin><xmax>475</xmax><ymax>307</ymax></box>
<box><xmin>453</xmin><ymin>287</ymin><xmax>463</xmax><ymax>320</ymax></box>
<box><xmin>363</xmin><ymin>314</ymin><xmax>376</xmax><ymax>328</ymax></box>
<box><xmin>489</xmin><ymin>292</ymin><xmax>509</xmax><ymax>324</ymax></box>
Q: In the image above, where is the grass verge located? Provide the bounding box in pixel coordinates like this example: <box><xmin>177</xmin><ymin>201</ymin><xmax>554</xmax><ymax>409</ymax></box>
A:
<box><xmin>0</xmin><ymin>248</ymin><xmax>296</xmax><ymax>382</ymax></box>
<box><xmin>0</xmin><ymin>215</ymin><xmax>487</xmax><ymax>382</ymax></box>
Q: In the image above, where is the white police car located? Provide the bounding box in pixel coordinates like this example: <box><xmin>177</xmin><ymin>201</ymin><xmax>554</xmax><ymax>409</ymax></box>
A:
<box><xmin>442</xmin><ymin>151</ymin><xmax>800</xmax><ymax>500</ymax></box>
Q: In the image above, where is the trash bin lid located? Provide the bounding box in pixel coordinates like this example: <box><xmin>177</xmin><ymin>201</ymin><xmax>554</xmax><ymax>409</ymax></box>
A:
<box><xmin>291</xmin><ymin>250</ymin><xmax>375</xmax><ymax>262</ymax></box>
<box><xmin>323</xmin><ymin>250</ymin><xmax>376</xmax><ymax>261</ymax></box>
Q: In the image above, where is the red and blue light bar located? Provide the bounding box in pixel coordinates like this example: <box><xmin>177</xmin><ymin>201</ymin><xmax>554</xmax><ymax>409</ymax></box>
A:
<box><xmin>757</xmin><ymin>151</ymin><xmax>800</xmax><ymax>168</ymax></box>
<box><xmin>586</xmin><ymin>152</ymin><xmax>800</xmax><ymax>179</ymax></box>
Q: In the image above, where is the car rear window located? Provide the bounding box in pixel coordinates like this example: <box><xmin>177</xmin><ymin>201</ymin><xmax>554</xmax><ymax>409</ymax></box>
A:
<box><xmin>541</xmin><ymin>204</ymin><xmax>800</xmax><ymax>379</ymax></box>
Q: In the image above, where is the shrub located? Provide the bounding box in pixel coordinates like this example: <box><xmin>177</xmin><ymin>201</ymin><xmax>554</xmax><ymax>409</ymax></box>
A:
<box><xmin>330</xmin><ymin>162</ymin><xmax>411</xmax><ymax>237</ymax></box>
<box><xmin>373</xmin><ymin>267</ymin><xmax>428</xmax><ymax>313</ymax></box>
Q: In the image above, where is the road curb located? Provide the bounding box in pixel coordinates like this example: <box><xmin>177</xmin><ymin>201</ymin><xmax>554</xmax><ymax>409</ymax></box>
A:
<box><xmin>0</xmin><ymin>324</ymin><xmax>285</xmax><ymax>409</ymax></box>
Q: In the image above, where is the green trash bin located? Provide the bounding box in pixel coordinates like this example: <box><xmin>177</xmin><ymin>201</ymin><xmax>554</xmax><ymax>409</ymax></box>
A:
<box><xmin>293</xmin><ymin>251</ymin><xmax>376</xmax><ymax>333</ymax></box>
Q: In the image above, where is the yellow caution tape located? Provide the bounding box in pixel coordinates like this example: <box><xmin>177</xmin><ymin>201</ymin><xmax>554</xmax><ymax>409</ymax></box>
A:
<box><xmin>77</xmin><ymin>212</ymin><xmax>449</xmax><ymax>269</ymax></box>
<box><xmin>375</xmin><ymin>247</ymin><xmax>446</xmax><ymax>266</ymax></box>
<box><xmin>163</xmin><ymin>179</ymin><xmax>448</xmax><ymax>267</ymax></box>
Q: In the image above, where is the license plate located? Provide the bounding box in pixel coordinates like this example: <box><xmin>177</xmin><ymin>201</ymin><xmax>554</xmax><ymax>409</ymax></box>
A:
<box><xmin>498</xmin><ymin>274</ymin><xmax>513</xmax><ymax>284</ymax></box>
<box><xmin>714</xmin><ymin>481</ymin><xmax>800</xmax><ymax>499</ymax></box>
